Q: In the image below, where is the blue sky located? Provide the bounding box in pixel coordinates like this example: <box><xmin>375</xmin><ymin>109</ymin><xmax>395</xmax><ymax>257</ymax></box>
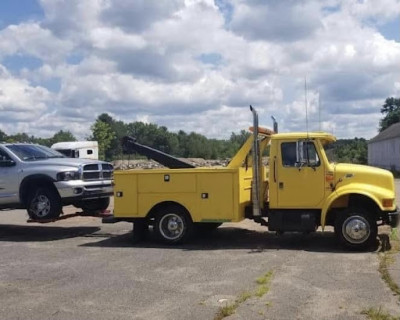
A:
<box><xmin>0</xmin><ymin>0</ymin><xmax>399</xmax><ymax>140</ymax></box>
<box><xmin>0</xmin><ymin>0</ymin><xmax>43</xmax><ymax>28</ymax></box>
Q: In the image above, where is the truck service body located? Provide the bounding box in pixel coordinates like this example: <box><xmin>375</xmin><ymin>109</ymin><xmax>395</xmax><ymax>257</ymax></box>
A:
<box><xmin>108</xmin><ymin>107</ymin><xmax>399</xmax><ymax>249</ymax></box>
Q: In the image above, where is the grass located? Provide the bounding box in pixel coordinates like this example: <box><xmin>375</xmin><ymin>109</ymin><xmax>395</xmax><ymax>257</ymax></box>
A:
<box><xmin>214</xmin><ymin>270</ymin><xmax>274</xmax><ymax>320</ymax></box>
<box><xmin>255</xmin><ymin>271</ymin><xmax>274</xmax><ymax>297</ymax></box>
<box><xmin>361</xmin><ymin>307</ymin><xmax>400</xmax><ymax>320</ymax></box>
<box><xmin>378</xmin><ymin>228</ymin><xmax>400</xmax><ymax>298</ymax></box>
<box><xmin>214</xmin><ymin>303</ymin><xmax>237</xmax><ymax>320</ymax></box>
<box><xmin>363</xmin><ymin>229</ymin><xmax>400</xmax><ymax>320</ymax></box>
<box><xmin>390</xmin><ymin>228</ymin><xmax>399</xmax><ymax>241</ymax></box>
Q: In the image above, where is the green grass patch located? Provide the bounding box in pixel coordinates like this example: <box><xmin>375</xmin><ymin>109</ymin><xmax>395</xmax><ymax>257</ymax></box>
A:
<box><xmin>214</xmin><ymin>270</ymin><xmax>274</xmax><ymax>320</ymax></box>
<box><xmin>214</xmin><ymin>303</ymin><xmax>237</xmax><ymax>320</ymax></box>
<box><xmin>256</xmin><ymin>271</ymin><xmax>273</xmax><ymax>285</ymax></box>
<box><xmin>379</xmin><ymin>252</ymin><xmax>400</xmax><ymax>298</ymax></box>
<box><xmin>237</xmin><ymin>291</ymin><xmax>253</xmax><ymax>304</ymax></box>
<box><xmin>390</xmin><ymin>228</ymin><xmax>399</xmax><ymax>241</ymax></box>
<box><xmin>361</xmin><ymin>307</ymin><xmax>400</xmax><ymax>320</ymax></box>
<box><xmin>378</xmin><ymin>232</ymin><xmax>400</xmax><ymax>299</ymax></box>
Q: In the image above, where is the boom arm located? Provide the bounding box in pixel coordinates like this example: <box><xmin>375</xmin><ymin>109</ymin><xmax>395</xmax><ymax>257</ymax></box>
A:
<box><xmin>121</xmin><ymin>136</ymin><xmax>195</xmax><ymax>169</ymax></box>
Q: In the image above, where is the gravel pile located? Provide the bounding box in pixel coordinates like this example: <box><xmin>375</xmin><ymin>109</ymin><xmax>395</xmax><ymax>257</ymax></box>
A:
<box><xmin>112</xmin><ymin>158</ymin><xmax>229</xmax><ymax>170</ymax></box>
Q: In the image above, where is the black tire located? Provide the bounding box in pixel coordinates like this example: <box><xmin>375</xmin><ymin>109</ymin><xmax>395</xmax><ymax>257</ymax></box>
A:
<box><xmin>80</xmin><ymin>197</ymin><xmax>110</xmax><ymax>214</ymax></box>
<box><xmin>132</xmin><ymin>219</ymin><xmax>149</xmax><ymax>243</ymax></box>
<box><xmin>194</xmin><ymin>222</ymin><xmax>222</xmax><ymax>233</ymax></box>
<box><xmin>154</xmin><ymin>205</ymin><xmax>193</xmax><ymax>244</ymax></box>
<box><xmin>27</xmin><ymin>187</ymin><xmax>62</xmax><ymax>220</ymax></box>
<box><xmin>334</xmin><ymin>207</ymin><xmax>377</xmax><ymax>251</ymax></box>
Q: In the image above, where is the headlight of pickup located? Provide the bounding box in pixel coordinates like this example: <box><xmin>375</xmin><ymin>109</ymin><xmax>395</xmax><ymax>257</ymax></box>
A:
<box><xmin>57</xmin><ymin>171</ymin><xmax>80</xmax><ymax>181</ymax></box>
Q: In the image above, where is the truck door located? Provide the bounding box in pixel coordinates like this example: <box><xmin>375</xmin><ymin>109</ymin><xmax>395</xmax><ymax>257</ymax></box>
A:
<box><xmin>276</xmin><ymin>140</ymin><xmax>325</xmax><ymax>208</ymax></box>
<box><xmin>0</xmin><ymin>149</ymin><xmax>20</xmax><ymax>204</ymax></box>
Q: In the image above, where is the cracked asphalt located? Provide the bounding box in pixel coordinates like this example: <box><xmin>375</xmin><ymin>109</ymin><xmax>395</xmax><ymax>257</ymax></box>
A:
<box><xmin>0</xmin><ymin>184</ymin><xmax>399</xmax><ymax>320</ymax></box>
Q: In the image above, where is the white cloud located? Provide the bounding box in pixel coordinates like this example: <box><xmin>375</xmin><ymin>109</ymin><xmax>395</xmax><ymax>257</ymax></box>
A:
<box><xmin>0</xmin><ymin>0</ymin><xmax>399</xmax><ymax>141</ymax></box>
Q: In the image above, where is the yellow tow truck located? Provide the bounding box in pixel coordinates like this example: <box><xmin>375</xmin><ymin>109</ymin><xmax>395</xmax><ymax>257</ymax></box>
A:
<box><xmin>105</xmin><ymin>107</ymin><xmax>399</xmax><ymax>250</ymax></box>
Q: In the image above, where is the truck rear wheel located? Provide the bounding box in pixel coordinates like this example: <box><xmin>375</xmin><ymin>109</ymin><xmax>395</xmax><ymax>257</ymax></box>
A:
<box><xmin>334</xmin><ymin>208</ymin><xmax>377</xmax><ymax>250</ymax></box>
<box><xmin>154</xmin><ymin>205</ymin><xmax>193</xmax><ymax>244</ymax></box>
<box><xmin>27</xmin><ymin>187</ymin><xmax>62</xmax><ymax>220</ymax></box>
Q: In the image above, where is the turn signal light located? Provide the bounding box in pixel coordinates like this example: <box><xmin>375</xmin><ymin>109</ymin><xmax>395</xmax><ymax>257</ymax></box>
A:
<box><xmin>325</xmin><ymin>172</ymin><xmax>334</xmax><ymax>182</ymax></box>
<box><xmin>382</xmin><ymin>199</ymin><xmax>394</xmax><ymax>208</ymax></box>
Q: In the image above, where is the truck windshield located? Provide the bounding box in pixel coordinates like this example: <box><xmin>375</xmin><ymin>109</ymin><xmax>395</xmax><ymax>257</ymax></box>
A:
<box><xmin>323</xmin><ymin>143</ymin><xmax>336</xmax><ymax>163</ymax></box>
<box><xmin>6</xmin><ymin>144</ymin><xmax>65</xmax><ymax>161</ymax></box>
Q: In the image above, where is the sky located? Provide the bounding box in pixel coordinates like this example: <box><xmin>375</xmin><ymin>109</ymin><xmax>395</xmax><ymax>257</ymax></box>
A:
<box><xmin>0</xmin><ymin>0</ymin><xmax>399</xmax><ymax>140</ymax></box>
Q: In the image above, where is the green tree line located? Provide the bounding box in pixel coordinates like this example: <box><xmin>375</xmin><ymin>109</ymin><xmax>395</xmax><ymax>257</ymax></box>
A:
<box><xmin>0</xmin><ymin>112</ymin><xmax>368</xmax><ymax>164</ymax></box>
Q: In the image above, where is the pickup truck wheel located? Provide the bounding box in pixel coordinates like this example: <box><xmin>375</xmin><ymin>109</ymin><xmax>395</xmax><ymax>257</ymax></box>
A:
<box><xmin>81</xmin><ymin>197</ymin><xmax>110</xmax><ymax>214</ymax></box>
<box><xmin>27</xmin><ymin>187</ymin><xmax>62</xmax><ymax>220</ymax></box>
<box><xmin>334</xmin><ymin>208</ymin><xmax>377</xmax><ymax>250</ymax></box>
<box><xmin>154</xmin><ymin>206</ymin><xmax>193</xmax><ymax>244</ymax></box>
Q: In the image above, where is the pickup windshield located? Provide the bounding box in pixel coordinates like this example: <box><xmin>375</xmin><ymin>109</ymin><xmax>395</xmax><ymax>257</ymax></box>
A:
<box><xmin>6</xmin><ymin>144</ymin><xmax>65</xmax><ymax>161</ymax></box>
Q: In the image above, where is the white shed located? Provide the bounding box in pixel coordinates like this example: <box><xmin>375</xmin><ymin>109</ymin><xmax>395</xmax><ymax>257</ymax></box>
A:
<box><xmin>368</xmin><ymin>122</ymin><xmax>400</xmax><ymax>170</ymax></box>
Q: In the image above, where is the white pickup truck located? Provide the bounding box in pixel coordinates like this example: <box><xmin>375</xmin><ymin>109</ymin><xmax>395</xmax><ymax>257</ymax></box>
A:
<box><xmin>0</xmin><ymin>142</ymin><xmax>113</xmax><ymax>220</ymax></box>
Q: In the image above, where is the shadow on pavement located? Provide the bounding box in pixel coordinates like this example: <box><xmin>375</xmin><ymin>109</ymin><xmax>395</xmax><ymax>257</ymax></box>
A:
<box><xmin>80</xmin><ymin>226</ymin><xmax>375</xmax><ymax>253</ymax></box>
<box><xmin>0</xmin><ymin>224</ymin><xmax>101</xmax><ymax>242</ymax></box>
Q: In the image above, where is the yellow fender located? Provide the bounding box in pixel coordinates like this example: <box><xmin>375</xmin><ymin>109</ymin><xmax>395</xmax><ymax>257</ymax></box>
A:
<box><xmin>320</xmin><ymin>183</ymin><xmax>390</xmax><ymax>229</ymax></box>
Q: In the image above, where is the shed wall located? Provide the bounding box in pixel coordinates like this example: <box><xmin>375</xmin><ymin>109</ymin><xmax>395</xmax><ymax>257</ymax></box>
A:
<box><xmin>368</xmin><ymin>137</ymin><xmax>400</xmax><ymax>170</ymax></box>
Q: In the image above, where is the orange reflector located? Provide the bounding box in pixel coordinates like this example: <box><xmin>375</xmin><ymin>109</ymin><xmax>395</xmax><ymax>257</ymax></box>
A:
<box><xmin>382</xmin><ymin>199</ymin><xmax>394</xmax><ymax>208</ymax></box>
<box><xmin>325</xmin><ymin>173</ymin><xmax>334</xmax><ymax>182</ymax></box>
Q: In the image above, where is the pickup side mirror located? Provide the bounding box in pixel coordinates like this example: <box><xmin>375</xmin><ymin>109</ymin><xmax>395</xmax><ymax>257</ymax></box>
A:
<box><xmin>0</xmin><ymin>159</ymin><xmax>16</xmax><ymax>167</ymax></box>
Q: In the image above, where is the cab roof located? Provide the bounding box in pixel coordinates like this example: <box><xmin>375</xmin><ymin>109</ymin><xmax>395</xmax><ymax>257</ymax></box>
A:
<box><xmin>270</xmin><ymin>132</ymin><xmax>336</xmax><ymax>143</ymax></box>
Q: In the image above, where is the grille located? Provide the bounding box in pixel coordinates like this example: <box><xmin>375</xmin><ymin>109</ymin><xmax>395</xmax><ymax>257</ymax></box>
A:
<box><xmin>82</xmin><ymin>163</ymin><xmax>114</xmax><ymax>181</ymax></box>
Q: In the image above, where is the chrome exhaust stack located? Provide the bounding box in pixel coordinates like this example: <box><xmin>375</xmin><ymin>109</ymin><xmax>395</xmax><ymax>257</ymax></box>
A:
<box><xmin>250</xmin><ymin>105</ymin><xmax>261</xmax><ymax>217</ymax></box>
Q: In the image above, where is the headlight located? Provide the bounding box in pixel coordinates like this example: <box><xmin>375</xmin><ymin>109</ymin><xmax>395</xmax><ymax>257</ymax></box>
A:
<box><xmin>57</xmin><ymin>171</ymin><xmax>80</xmax><ymax>181</ymax></box>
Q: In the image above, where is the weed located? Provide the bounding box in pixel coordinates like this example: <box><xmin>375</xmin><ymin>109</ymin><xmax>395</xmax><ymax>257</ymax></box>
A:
<box><xmin>214</xmin><ymin>303</ymin><xmax>237</xmax><ymax>320</ymax></box>
<box><xmin>256</xmin><ymin>271</ymin><xmax>273</xmax><ymax>285</ymax></box>
<box><xmin>361</xmin><ymin>307</ymin><xmax>400</xmax><ymax>320</ymax></box>
<box><xmin>214</xmin><ymin>270</ymin><xmax>274</xmax><ymax>319</ymax></box>
<box><xmin>390</xmin><ymin>228</ymin><xmax>399</xmax><ymax>241</ymax></box>
<box><xmin>378</xmin><ymin>233</ymin><xmax>400</xmax><ymax>298</ymax></box>
<box><xmin>255</xmin><ymin>285</ymin><xmax>269</xmax><ymax>297</ymax></box>
<box><xmin>237</xmin><ymin>291</ymin><xmax>252</xmax><ymax>304</ymax></box>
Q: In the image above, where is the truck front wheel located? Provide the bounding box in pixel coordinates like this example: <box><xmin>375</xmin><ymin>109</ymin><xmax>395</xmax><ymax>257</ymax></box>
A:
<box><xmin>154</xmin><ymin>205</ymin><xmax>193</xmax><ymax>244</ymax></box>
<box><xmin>27</xmin><ymin>187</ymin><xmax>62</xmax><ymax>220</ymax></box>
<box><xmin>334</xmin><ymin>208</ymin><xmax>377</xmax><ymax>250</ymax></box>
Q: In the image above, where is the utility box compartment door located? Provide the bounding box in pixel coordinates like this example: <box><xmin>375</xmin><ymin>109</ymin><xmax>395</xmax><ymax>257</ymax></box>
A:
<box><xmin>197</xmin><ymin>173</ymin><xmax>234</xmax><ymax>221</ymax></box>
<box><xmin>113</xmin><ymin>173</ymin><xmax>138</xmax><ymax>217</ymax></box>
<box><xmin>138</xmin><ymin>172</ymin><xmax>196</xmax><ymax>193</ymax></box>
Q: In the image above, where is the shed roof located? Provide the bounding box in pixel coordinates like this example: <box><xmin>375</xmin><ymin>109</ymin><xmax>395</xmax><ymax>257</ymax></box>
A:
<box><xmin>369</xmin><ymin>122</ymin><xmax>400</xmax><ymax>144</ymax></box>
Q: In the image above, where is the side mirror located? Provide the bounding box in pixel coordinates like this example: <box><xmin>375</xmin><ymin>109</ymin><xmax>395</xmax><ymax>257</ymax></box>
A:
<box><xmin>0</xmin><ymin>159</ymin><xmax>16</xmax><ymax>167</ymax></box>
<box><xmin>296</xmin><ymin>141</ymin><xmax>308</xmax><ymax>169</ymax></box>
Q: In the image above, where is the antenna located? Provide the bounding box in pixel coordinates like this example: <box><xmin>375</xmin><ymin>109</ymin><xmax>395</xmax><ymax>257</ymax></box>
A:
<box><xmin>304</xmin><ymin>77</ymin><xmax>309</xmax><ymax>136</ymax></box>
<box><xmin>318</xmin><ymin>90</ymin><xmax>321</xmax><ymax>131</ymax></box>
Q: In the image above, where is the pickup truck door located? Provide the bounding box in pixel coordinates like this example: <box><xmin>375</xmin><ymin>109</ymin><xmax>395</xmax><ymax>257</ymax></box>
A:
<box><xmin>0</xmin><ymin>149</ymin><xmax>20</xmax><ymax>204</ymax></box>
<box><xmin>276</xmin><ymin>140</ymin><xmax>325</xmax><ymax>208</ymax></box>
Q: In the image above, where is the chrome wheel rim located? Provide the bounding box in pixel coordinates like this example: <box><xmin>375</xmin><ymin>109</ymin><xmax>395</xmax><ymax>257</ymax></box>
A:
<box><xmin>159</xmin><ymin>213</ymin><xmax>185</xmax><ymax>241</ymax></box>
<box><xmin>342</xmin><ymin>215</ymin><xmax>370</xmax><ymax>244</ymax></box>
<box><xmin>31</xmin><ymin>195</ymin><xmax>51</xmax><ymax>218</ymax></box>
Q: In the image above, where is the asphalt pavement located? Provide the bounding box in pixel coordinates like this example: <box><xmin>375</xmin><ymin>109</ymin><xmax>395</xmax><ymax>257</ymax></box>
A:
<box><xmin>0</xmin><ymin>185</ymin><xmax>399</xmax><ymax>320</ymax></box>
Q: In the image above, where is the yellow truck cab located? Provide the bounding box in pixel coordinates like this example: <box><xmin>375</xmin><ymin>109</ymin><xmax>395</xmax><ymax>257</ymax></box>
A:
<box><xmin>107</xmin><ymin>107</ymin><xmax>399</xmax><ymax>250</ymax></box>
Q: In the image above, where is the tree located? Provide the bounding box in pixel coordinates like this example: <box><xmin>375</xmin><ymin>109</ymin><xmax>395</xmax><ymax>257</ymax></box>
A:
<box><xmin>379</xmin><ymin>97</ymin><xmax>400</xmax><ymax>132</ymax></box>
<box><xmin>50</xmin><ymin>130</ymin><xmax>77</xmax><ymax>145</ymax></box>
<box><xmin>90</xmin><ymin>120</ymin><xmax>115</xmax><ymax>161</ymax></box>
<box><xmin>0</xmin><ymin>129</ymin><xmax>6</xmax><ymax>142</ymax></box>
